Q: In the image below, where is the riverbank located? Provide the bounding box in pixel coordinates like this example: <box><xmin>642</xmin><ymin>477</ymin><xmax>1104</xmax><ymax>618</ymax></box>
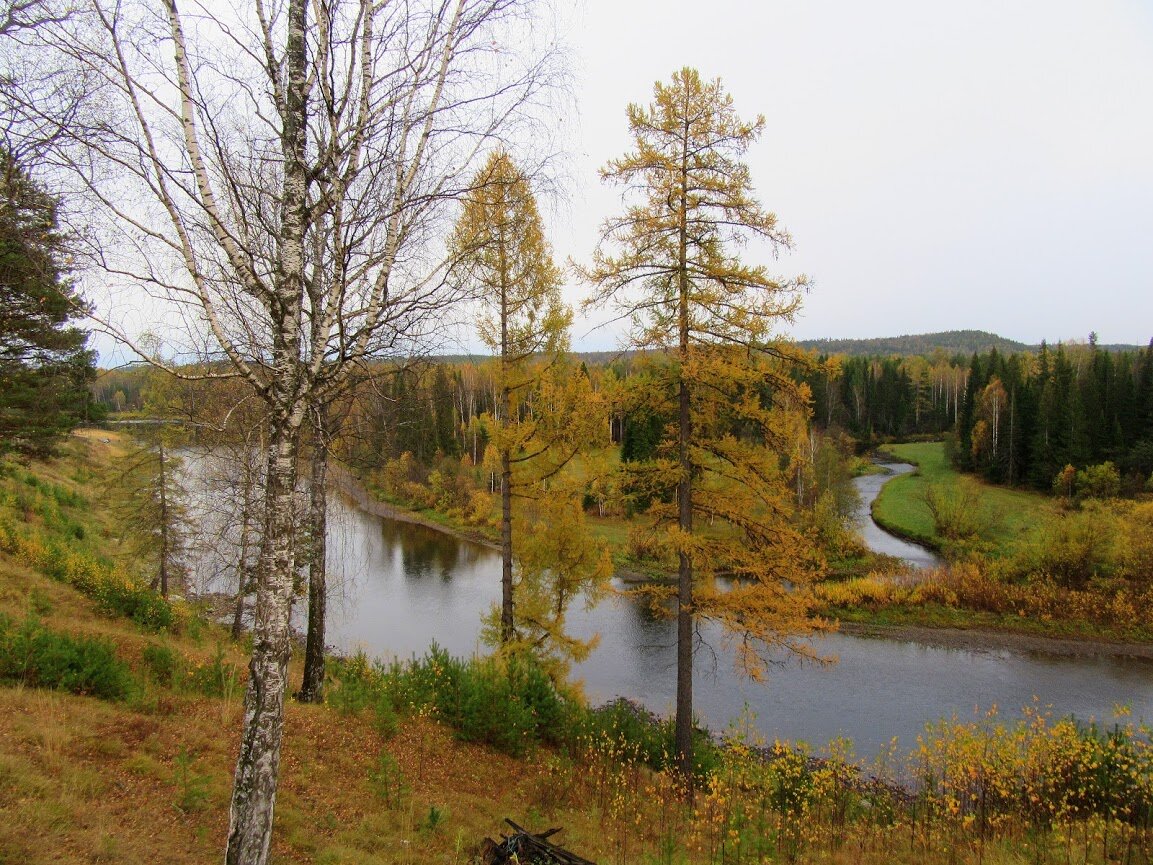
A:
<box><xmin>333</xmin><ymin>454</ymin><xmax>1153</xmax><ymax>649</ymax></box>
<box><xmin>871</xmin><ymin>441</ymin><xmax>1060</xmax><ymax>557</ymax></box>
<box><xmin>327</xmin><ymin>459</ymin><xmax>502</xmax><ymax>552</ymax></box>
<box><xmin>839</xmin><ymin>621</ymin><xmax>1153</xmax><ymax>660</ymax></box>
<box><xmin>330</xmin><ymin>456</ymin><xmax>1153</xmax><ymax>653</ymax></box>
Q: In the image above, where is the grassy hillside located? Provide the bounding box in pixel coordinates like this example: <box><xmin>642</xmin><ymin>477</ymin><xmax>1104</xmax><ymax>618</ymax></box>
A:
<box><xmin>0</xmin><ymin>434</ymin><xmax>590</xmax><ymax>863</ymax></box>
<box><xmin>4</xmin><ymin>433</ymin><xmax>1153</xmax><ymax>865</ymax></box>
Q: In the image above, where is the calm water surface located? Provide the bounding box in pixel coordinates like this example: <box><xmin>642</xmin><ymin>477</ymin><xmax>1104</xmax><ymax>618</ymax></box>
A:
<box><xmin>317</xmin><ymin>489</ymin><xmax>1153</xmax><ymax>757</ymax></box>
<box><xmin>851</xmin><ymin>463</ymin><xmax>942</xmax><ymax>569</ymax></box>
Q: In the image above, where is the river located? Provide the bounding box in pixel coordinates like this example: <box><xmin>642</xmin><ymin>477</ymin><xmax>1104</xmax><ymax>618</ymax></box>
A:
<box><xmin>851</xmin><ymin>463</ymin><xmax>942</xmax><ymax>570</ymax></box>
<box><xmin>182</xmin><ymin>451</ymin><xmax>1153</xmax><ymax>757</ymax></box>
<box><xmin>319</xmin><ymin>483</ymin><xmax>1153</xmax><ymax>756</ymax></box>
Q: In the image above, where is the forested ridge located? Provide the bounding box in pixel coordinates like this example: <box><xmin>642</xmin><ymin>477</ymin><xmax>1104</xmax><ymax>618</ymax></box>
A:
<box><xmin>96</xmin><ymin>331</ymin><xmax>1153</xmax><ymax>497</ymax></box>
<box><xmin>797</xmin><ymin>329</ymin><xmax>1144</xmax><ymax>358</ymax></box>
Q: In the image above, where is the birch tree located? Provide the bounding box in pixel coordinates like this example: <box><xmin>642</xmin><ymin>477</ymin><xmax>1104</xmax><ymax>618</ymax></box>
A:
<box><xmin>25</xmin><ymin>0</ymin><xmax>560</xmax><ymax>860</ymax></box>
<box><xmin>580</xmin><ymin>67</ymin><xmax>827</xmax><ymax>783</ymax></box>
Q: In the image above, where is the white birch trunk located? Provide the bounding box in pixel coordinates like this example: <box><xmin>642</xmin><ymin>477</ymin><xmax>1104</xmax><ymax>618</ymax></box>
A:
<box><xmin>225</xmin><ymin>418</ymin><xmax>301</xmax><ymax>864</ymax></box>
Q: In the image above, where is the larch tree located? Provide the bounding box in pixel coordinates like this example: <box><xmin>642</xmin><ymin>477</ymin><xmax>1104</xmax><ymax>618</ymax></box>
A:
<box><xmin>485</xmin><ymin>355</ymin><xmax>613</xmax><ymax>676</ymax></box>
<box><xmin>105</xmin><ymin>425</ymin><xmax>189</xmax><ymax>598</ymax></box>
<box><xmin>21</xmin><ymin>0</ymin><xmax>562</xmax><ymax>860</ymax></box>
<box><xmin>580</xmin><ymin>67</ymin><xmax>828</xmax><ymax>782</ymax></box>
<box><xmin>450</xmin><ymin>150</ymin><xmax>574</xmax><ymax>644</ymax></box>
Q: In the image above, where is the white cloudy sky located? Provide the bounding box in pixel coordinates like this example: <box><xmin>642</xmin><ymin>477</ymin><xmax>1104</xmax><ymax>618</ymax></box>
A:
<box><xmin>553</xmin><ymin>0</ymin><xmax>1153</xmax><ymax>349</ymax></box>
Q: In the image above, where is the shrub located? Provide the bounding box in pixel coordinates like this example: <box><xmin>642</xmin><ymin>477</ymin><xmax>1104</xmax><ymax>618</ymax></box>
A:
<box><xmin>576</xmin><ymin>698</ymin><xmax>675</xmax><ymax>769</ymax></box>
<box><xmin>1125</xmin><ymin>502</ymin><xmax>1153</xmax><ymax>584</ymax></box>
<box><xmin>141</xmin><ymin>641</ymin><xmax>181</xmax><ymax>686</ymax></box>
<box><xmin>922</xmin><ymin>482</ymin><xmax>983</xmax><ymax>540</ymax></box>
<box><xmin>1075</xmin><ymin>461</ymin><xmax>1121</xmax><ymax>500</ymax></box>
<box><xmin>465</xmin><ymin>490</ymin><xmax>495</xmax><ymax>527</ymax></box>
<box><xmin>0</xmin><ymin>520</ymin><xmax>173</xmax><ymax>630</ymax></box>
<box><xmin>1053</xmin><ymin>464</ymin><xmax>1077</xmax><ymax>499</ymax></box>
<box><xmin>328</xmin><ymin>650</ymin><xmax>387</xmax><ymax>715</ymax></box>
<box><xmin>331</xmin><ymin>646</ymin><xmax>578</xmax><ymax>757</ymax></box>
<box><xmin>186</xmin><ymin>643</ymin><xmax>240</xmax><ymax>698</ymax></box>
<box><xmin>368</xmin><ymin>752</ymin><xmax>407</xmax><ymax>809</ymax></box>
<box><xmin>1019</xmin><ymin>505</ymin><xmax>1124</xmax><ymax>588</ymax></box>
<box><xmin>0</xmin><ymin>614</ymin><xmax>136</xmax><ymax>700</ymax></box>
<box><xmin>140</xmin><ymin>640</ymin><xmax>240</xmax><ymax>698</ymax></box>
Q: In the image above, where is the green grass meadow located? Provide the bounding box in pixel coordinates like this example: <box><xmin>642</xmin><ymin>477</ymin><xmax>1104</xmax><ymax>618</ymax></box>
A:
<box><xmin>873</xmin><ymin>441</ymin><xmax>1059</xmax><ymax>557</ymax></box>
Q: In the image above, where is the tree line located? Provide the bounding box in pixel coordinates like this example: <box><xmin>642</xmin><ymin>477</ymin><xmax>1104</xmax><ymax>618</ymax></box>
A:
<box><xmin>796</xmin><ymin>339</ymin><xmax>1153</xmax><ymax>494</ymax></box>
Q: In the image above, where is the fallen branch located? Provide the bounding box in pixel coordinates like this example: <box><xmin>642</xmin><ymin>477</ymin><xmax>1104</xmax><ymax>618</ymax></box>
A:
<box><xmin>479</xmin><ymin>819</ymin><xmax>597</xmax><ymax>865</ymax></box>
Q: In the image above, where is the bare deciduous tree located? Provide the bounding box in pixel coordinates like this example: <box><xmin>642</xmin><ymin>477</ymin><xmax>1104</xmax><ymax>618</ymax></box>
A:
<box><xmin>20</xmin><ymin>0</ymin><xmax>562</xmax><ymax>859</ymax></box>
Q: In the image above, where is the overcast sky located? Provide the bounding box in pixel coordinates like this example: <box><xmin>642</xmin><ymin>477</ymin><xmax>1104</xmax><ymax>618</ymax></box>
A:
<box><xmin>553</xmin><ymin>0</ymin><xmax>1153</xmax><ymax>350</ymax></box>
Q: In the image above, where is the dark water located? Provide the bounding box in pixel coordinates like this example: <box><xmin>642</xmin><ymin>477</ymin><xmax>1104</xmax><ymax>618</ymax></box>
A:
<box><xmin>852</xmin><ymin>463</ymin><xmax>942</xmax><ymax>569</ymax></box>
<box><xmin>317</xmin><ymin>490</ymin><xmax>1153</xmax><ymax>757</ymax></box>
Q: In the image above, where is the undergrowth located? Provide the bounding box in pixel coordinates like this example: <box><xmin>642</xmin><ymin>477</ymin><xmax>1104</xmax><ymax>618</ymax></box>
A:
<box><xmin>0</xmin><ymin>612</ymin><xmax>135</xmax><ymax>699</ymax></box>
<box><xmin>0</xmin><ymin>453</ymin><xmax>175</xmax><ymax>631</ymax></box>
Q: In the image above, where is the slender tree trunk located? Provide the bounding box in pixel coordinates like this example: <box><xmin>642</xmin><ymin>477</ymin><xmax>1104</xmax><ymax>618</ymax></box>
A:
<box><xmin>226</xmin><ymin>0</ymin><xmax>308</xmax><ymax>851</ymax></box>
<box><xmin>499</xmin><ymin>253</ymin><xmax>515</xmax><ymax>643</ymax></box>
<box><xmin>299</xmin><ymin>402</ymin><xmax>329</xmax><ymax>703</ymax></box>
<box><xmin>226</xmin><ymin>416</ymin><xmax>302</xmax><ymax>864</ymax></box>
<box><xmin>500</xmin><ymin>442</ymin><xmax>513</xmax><ymax>641</ymax></box>
<box><xmin>232</xmin><ymin>445</ymin><xmax>258</xmax><ymax>641</ymax></box>
<box><xmin>675</xmin><ymin>373</ymin><xmax>694</xmax><ymax>782</ymax></box>
<box><xmin>154</xmin><ymin>439</ymin><xmax>170</xmax><ymax>598</ymax></box>
<box><xmin>1008</xmin><ymin>388</ymin><xmax>1017</xmax><ymax>485</ymax></box>
<box><xmin>674</xmin><ymin>110</ymin><xmax>695</xmax><ymax>784</ymax></box>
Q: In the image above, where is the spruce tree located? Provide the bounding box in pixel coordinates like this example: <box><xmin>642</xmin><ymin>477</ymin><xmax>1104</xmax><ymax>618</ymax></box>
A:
<box><xmin>0</xmin><ymin>151</ymin><xmax>95</xmax><ymax>455</ymax></box>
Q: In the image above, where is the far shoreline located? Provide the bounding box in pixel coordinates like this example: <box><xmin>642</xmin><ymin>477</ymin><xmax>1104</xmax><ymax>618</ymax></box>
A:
<box><xmin>838</xmin><ymin>621</ymin><xmax>1153</xmax><ymax>660</ymax></box>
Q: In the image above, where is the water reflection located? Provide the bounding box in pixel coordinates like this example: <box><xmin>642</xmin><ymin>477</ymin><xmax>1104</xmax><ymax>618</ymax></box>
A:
<box><xmin>181</xmin><ymin>461</ymin><xmax>1153</xmax><ymax>756</ymax></box>
<box><xmin>380</xmin><ymin>520</ymin><xmax>465</xmax><ymax>581</ymax></box>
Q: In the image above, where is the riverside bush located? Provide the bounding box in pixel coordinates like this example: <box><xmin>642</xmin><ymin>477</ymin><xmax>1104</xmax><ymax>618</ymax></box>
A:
<box><xmin>815</xmin><ymin>563</ymin><xmax>1153</xmax><ymax>636</ymax></box>
<box><xmin>560</xmin><ymin>707</ymin><xmax>1153</xmax><ymax>865</ymax></box>
<box><xmin>140</xmin><ymin>640</ymin><xmax>240</xmax><ymax>698</ymax></box>
<box><xmin>327</xmin><ymin>648</ymin><xmax>1153</xmax><ymax>863</ymax></box>
<box><xmin>330</xmin><ymin>647</ymin><xmax>588</xmax><ymax>757</ymax></box>
<box><xmin>328</xmin><ymin>647</ymin><xmax>725</xmax><ymax>774</ymax></box>
<box><xmin>0</xmin><ymin>613</ymin><xmax>135</xmax><ymax>699</ymax></box>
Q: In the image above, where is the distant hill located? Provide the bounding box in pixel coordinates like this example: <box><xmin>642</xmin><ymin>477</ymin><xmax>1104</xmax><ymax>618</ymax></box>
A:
<box><xmin>425</xmin><ymin>331</ymin><xmax>1147</xmax><ymax>365</ymax></box>
<box><xmin>796</xmin><ymin>330</ymin><xmax>1032</xmax><ymax>358</ymax></box>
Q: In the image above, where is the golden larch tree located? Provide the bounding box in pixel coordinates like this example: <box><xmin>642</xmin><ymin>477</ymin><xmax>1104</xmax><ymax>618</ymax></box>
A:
<box><xmin>580</xmin><ymin>67</ymin><xmax>829</xmax><ymax>781</ymax></box>
<box><xmin>451</xmin><ymin>150</ymin><xmax>587</xmax><ymax>646</ymax></box>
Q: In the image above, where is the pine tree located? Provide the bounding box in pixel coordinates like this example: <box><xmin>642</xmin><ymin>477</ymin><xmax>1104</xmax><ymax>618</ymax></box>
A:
<box><xmin>580</xmin><ymin>68</ymin><xmax>825</xmax><ymax>781</ymax></box>
<box><xmin>0</xmin><ymin>150</ymin><xmax>95</xmax><ymax>455</ymax></box>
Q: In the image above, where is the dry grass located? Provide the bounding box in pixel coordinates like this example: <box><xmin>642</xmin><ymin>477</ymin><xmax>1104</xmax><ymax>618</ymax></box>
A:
<box><xmin>0</xmin><ymin>660</ymin><xmax>618</xmax><ymax>864</ymax></box>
